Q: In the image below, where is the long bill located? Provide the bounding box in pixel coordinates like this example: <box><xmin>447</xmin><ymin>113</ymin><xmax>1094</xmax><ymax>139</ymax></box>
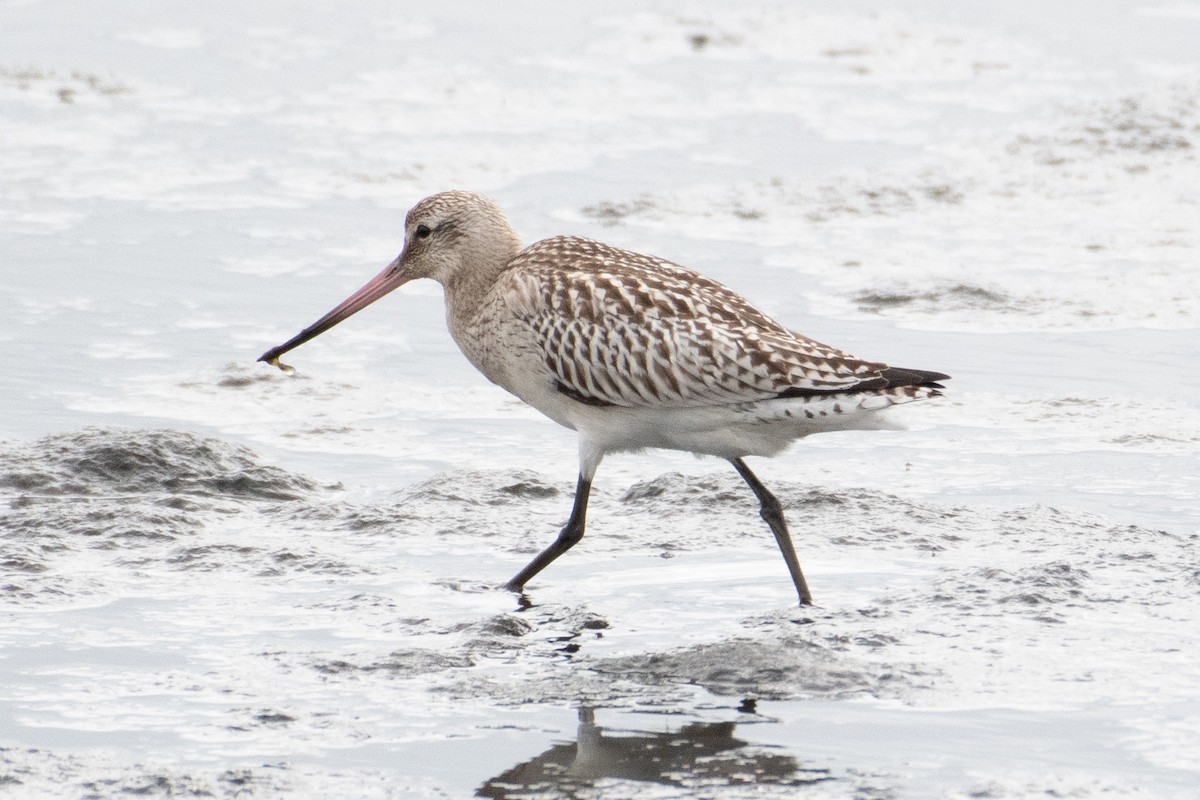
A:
<box><xmin>258</xmin><ymin>255</ymin><xmax>408</xmax><ymax>369</ymax></box>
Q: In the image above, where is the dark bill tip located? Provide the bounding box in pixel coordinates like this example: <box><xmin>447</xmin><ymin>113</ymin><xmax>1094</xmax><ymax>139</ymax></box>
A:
<box><xmin>258</xmin><ymin>340</ymin><xmax>301</xmax><ymax>364</ymax></box>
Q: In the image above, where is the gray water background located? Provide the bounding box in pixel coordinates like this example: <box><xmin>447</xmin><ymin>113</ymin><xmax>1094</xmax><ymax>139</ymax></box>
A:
<box><xmin>2</xmin><ymin>1</ymin><xmax>1199</xmax><ymax>797</ymax></box>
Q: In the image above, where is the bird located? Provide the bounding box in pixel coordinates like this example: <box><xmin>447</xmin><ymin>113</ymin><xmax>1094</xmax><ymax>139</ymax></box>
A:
<box><xmin>259</xmin><ymin>191</ymin><xmax>948</xmax><ymax>606</ymax></box>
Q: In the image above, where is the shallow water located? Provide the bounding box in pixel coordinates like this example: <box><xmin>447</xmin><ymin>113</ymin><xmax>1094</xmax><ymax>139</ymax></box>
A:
<box><xmin>3</xmin><ymin>1</ymin><xmax>1199</xmax><ymax>798</ymax></box>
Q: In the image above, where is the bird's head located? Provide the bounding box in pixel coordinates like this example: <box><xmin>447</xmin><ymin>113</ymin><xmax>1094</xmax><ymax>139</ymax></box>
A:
<box><xmin>396</xmin><ymin>190</ymin><xmax>521</xmax><ymax>286</ymax></box>
<box><xmin>257</xmin><ymin>190</ymin><xmax>520</xmax><ymax>371</ymax></box>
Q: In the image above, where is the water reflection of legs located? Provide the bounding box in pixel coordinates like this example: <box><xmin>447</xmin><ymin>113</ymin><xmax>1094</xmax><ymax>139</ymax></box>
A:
<box><xmin>476</xmin><ymin>705</ymin><xmax>832</xmax><ymax>798</ymax></box>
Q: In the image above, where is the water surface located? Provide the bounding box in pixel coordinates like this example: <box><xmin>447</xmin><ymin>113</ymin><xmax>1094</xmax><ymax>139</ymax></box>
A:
<box><xmin>3</xmin><ymin>1</ymin><xmax>1199</xmax><ymax>797</ymax></box>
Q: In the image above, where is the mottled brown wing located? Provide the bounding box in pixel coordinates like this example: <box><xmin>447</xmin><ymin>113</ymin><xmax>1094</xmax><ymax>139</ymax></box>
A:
<box><xmin>502</xmin><ymin>237</ymin><xmax>891</xmax><ymax>409</ymax></box>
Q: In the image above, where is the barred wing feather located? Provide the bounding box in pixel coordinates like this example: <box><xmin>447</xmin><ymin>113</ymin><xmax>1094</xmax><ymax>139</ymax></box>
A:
<box><xmin>502</xmin><ymin>237</ymin><xmax>892</xmax><ymax>409</ymax></box>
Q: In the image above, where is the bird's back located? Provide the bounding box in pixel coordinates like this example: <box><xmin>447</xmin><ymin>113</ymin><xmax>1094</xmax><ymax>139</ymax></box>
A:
<box><xmin>487</xmin><ymin>236</ymin><xmax>943</xmax><ymax>412</ymax></box>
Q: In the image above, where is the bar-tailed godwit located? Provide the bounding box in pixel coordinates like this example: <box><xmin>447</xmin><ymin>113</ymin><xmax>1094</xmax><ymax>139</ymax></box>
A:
<box><xmin>260</xmin><ymin>191</ymin><xmax>948</xmax><ymax>605</ymax></box>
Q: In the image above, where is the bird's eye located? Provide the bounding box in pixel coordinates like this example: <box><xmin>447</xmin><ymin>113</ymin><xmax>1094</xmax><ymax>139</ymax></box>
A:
<box><xmin>415</xmin><ymin>224</ymin><xmax>432</xmax><ymax>240</ymax></box>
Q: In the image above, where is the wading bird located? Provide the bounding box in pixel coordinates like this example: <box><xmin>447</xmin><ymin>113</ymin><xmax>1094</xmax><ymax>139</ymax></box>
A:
<box><xmin>260</xmin><ymin>191</ymin><xmax>948</xmax><ymax>605</ymax></box>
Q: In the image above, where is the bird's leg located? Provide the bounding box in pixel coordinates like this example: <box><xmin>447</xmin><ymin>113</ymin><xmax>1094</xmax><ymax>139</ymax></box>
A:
<box><xmin>729</xmin><ymin>458</ymin><xmax>814</xmax><ymax>606</ymax></box>
<box><xmin>505</xmin><ymin>472</ymin><xmax>593</xmax><ymax>592</ymax></box>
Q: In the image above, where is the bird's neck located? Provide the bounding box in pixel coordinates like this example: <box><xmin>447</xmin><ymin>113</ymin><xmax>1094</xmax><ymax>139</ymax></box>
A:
<box><xmin>442</xmin><ymin>234</ymin><xmax>521</xmax><ymax>321</ymax></box>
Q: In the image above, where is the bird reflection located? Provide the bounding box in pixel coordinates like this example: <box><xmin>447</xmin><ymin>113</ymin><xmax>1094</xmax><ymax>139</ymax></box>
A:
<box><xmin>477</xmin><ymin>706</ymin><xmax>830</xmax><ymax>798</ymax></box>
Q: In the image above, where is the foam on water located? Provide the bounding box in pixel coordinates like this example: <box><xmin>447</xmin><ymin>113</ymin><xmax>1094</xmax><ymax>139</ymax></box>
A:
<box><xmin>581</xmin><ymin>85</ymin><xmax>1200</xmax><ymax>333</ymax></box>
<box><xmin>3</xmin><ymin>429</ymin><xmax>1198</xmax><ymax>796</ymax></box>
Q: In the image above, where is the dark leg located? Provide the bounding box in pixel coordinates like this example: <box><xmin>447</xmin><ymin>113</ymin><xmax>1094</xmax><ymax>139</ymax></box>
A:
<box><xmin>505</xmin><ymin>473</ymin><xmax>593</xmax><ymax>592</ymax></box>
<box><xmin>729</xmin><ymin>458</ymin><xmax>814</xmax><ymax>606</ymax></box>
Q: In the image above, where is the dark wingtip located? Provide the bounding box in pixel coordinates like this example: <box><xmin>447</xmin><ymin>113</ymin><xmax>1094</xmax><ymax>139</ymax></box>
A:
<box><xmin>880</xmin><ymin>367</ymin><xmax>950</xmax><ymax>389</ymax></box>
<box><xmin>775</xmin><ymin>366</ymin><xmax>949</xmax><ymax>399</ymax></box>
